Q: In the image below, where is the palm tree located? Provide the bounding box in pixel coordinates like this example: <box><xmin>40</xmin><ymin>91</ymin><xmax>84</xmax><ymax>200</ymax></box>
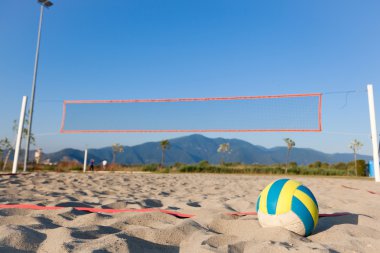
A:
<box><xmin>112</xmin><ymin>143</ymin><xmax>124</xmax><ymax>164</ymax></box>
<box><xmin>217</xmin><ymin>143</ymin><xmax>231</xmax><ymax>165</ymax></box>
<box><xmin>349</xmin><ymin>139</ymin><xmax>363</xmax><ymax>176</ymax></box>
<box><xmin>160</xmin><ymin>139</ymin><xmax>170</xmax><ymax>167</ymax></box>
<box><xmin>284</xmin><ymin>138</ymin><xmax>295</xmax><ymax>174</ymax></box>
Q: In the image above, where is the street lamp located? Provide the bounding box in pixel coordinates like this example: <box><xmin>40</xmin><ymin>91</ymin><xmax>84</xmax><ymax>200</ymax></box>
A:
<box><xmin>38</xmin><ymin>0</ymin><xmax>53</xmax><ymax>7</ymax></box>
<box><xmin>24</xmin><ymin>0</ymin><xmax>53</xmax><ymax>172</ymax></box>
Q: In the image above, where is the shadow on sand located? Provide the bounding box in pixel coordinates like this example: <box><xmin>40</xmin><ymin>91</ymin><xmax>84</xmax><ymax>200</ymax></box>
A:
<box><xmin>314</xmin><ymin>213</ymin><xmax>372</xmax><ymax>234</ymax></box>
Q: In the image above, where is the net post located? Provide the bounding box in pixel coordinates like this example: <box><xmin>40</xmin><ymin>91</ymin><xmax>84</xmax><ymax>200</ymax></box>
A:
<box><xmin>83</xmin><ymin>148</ymin><xmax>88</xmax><ymax>173</ymax></box>
<box><xmin>367</xmin><ymin>84</ymin><xmax>380</xmax><ymax>182</ymax></box>
<box><xmin>12</xmin><ymin>96</ymin><xmax>28</xmax><ymax>174</ymax></box>
<box><xmin>318</xmin><ymin>94</ymin><xmax>323</xmax><ymax>131</ymax></box>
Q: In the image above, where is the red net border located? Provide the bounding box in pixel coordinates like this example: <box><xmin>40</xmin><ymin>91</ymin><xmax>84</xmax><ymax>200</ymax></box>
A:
<box><xmin>60</xmin><ymin>93</ymin><xmax>322</xmax><ymax>133</ymax></box>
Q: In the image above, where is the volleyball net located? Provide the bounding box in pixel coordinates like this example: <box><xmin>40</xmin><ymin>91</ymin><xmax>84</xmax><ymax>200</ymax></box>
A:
<box><xmin>60</xmin><ymin>93</ymin><xmax>322</xmax><ymax>133</ymax></box>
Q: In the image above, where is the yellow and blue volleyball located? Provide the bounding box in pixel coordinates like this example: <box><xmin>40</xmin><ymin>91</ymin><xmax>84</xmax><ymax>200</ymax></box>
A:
<box><xmin>256</xmin><ymin>179</ymin><xmax>319</xmax><ymax>236</ymax></box>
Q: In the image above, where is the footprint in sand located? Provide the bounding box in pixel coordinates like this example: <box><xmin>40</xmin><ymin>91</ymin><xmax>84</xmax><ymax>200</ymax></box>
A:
<box><xmin>159</xmin><ymin>191</ymin><xmax>170</xmax><ymax>197</ymax></box>
<box><xmin>143</xmin><ymin>199</ymin><xmax>163</xmax><ymax>208</ymax></box>
<box><xmin>70</xmin><ymin>225</ymin><xmax>121</xmax><ymax>240</ymax></box>
<box><xmin>186</xmin><ymin>201</ymin><xmax>201</xmax><ymax>207</ymax></box>
<box><xmin>55</xmin><ymin>202</ymin><xmax>94</xmax><ymax>208</ymax></box>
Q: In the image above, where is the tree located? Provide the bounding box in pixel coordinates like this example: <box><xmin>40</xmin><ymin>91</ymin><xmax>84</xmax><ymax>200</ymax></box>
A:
<box><xmin>112</xmin><ymin>143</ymin><xmax>124</xmax><ymax>164</ymax></box>
<box><xmin>15</xmin><ymin>114</ymin><xmax>36</xmax><ymax>168</ymax></box>
<box><xmin>0</xmin><ymin>147</ymin><xmax>3</xmax><ymax>163</ymax></box>
<box><xmin>11</xmin><ymin>113</ymin><xmax>36</xmax><ymax>147</ymax></box>
<box><xmin>217</xmin><ymin>143</ymin><xmax>231</xmax><ymax>165</ymax></box>
<box><xmin>0</xmin><ymin>138</ymin><xmax>13</xmax><ymax>171</ymax></box>
<box><xmin>0</xmin><ymin>114</ymin><xmax>37</xmax><ymax>170</ymax></box>
<box><xmin>160</xmin><ymin>139</ymin><xmax>170</xmax><ymax>167</ymax></box>
<box><xmin>349</xmin><ymin>139</ymin><xmax>363</xmax><ymax>176</ymax></box>
<box><xmin>284</xmin><ymin>138</ymin><xmax>295</xmax><ymax>174</ymax></box>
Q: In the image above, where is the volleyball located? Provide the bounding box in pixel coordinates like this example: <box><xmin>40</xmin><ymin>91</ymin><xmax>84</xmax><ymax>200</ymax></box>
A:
<box><xmin>256</xmin><ymin>179</ymin><xmax>319</xmax><ymax>236</ymax></box>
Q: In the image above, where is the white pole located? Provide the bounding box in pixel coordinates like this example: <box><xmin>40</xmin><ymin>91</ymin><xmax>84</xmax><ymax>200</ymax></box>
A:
<box><xmin>83</xmin><ymin>149</ymin><xmax>88</xmax><ymax>173</ymax></box>
<box><xmin>12</xmin><ymin>96</ymin><xmax>28</xmax><ymax>174</ymax></box>
<box><xmin>24</xmin><ymin>5</ymin><xmax>45</xmax><ymax>172</ymax></box>
<box><xmin>367</xmin><ymin>84</ymin><xmax>380</xmax><ymax>182</ymax></box>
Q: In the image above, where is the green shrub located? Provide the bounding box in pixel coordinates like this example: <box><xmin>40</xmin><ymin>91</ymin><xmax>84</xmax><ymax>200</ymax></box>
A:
<box><xmin>198</xmin><ymin>160</ymin><xmax>209</xmax><ymax>167</ymax></box>
<box><xmin>56</xmin><ymin>161</ymin><xmax>82</xmax><ymax>172</ymax></box>
<box><xmin>142</xmin><ymin>164</ymin><xmax>159</xmax><ymax>172</ymax></box>
<box><xmin>321</xmin><ymin>162</ymin><xmax>330</xmax><ymax>169</ymax></box>
<box><xmin>288</xmin><ymin>167</ymin><xmax>301</xmax><ymax>175</ymax></box>
<box><xmin>333</xmin><ymin>162</ymin><xmax>348</xmax><ymax>170</ymax></box>
<box><xmin>173</xmin><ymin>162</ymin><xmax>184</xmax><ymax>168</ymax></box>
<box><xmin>179</xmin><ymin>165</ymin><xmax>196</xmax><ymax>173</ymax></box>
<box><xmin>158</xmin><ymin>167</ymin><xmax>170</xmax><ymax>173</ymax></box>
<box><xmin>222</xmin><ymin>162</ymin><xmax>242</xmax><ymax>167</ymax></box>
<box><xmin>133</xmin><ymin>162</ymin><xmax>364</xmax><ymax>177</ymax></box>
<box><xmin>355</xmin><ymin>160</ymin><xmax>366</xmax><ymax>176</ymax></box>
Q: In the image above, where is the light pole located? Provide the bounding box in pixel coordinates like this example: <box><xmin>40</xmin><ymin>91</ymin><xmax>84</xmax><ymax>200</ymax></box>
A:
<box><xmin>24</xmin><ymin>0</ymin><xmax>53</xmax><ymax>172</ymax></box>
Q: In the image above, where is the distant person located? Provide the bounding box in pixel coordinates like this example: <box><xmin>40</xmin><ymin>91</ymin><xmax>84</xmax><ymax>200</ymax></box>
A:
<box><xmin>102</xmin><ymin>160</ymin><xmax>107</xmax><ymax>170</ymax></box>
<box><xmin>34</xmin><ymin>148</ymin><xmax>42</xmax><ymax>164</ymax></box>
<box><xmin>90</xmin><ymin>159</ymin><xmax>95</xmax><ymax>171</ymax></box>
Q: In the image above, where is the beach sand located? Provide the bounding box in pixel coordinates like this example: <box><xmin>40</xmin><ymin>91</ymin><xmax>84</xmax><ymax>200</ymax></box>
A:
<box><xmin>0</xmin><ymin>172</ymin><xmax>379</xmax><ymax>252</ymax></box>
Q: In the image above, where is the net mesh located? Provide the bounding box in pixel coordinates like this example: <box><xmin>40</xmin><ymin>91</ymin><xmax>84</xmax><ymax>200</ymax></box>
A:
<box><xmin>60</xmin><ymin>93</ymin><xmax>322</xmax><ymax>133</ymax></box>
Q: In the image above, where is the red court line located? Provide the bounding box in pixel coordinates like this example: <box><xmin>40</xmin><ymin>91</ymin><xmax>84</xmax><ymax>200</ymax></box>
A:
<box><xmin>0</xmin><ymin>204</ymin><xmax>194</xmax><ymax>218</ymax></box>
<box><xmin>0</xmin><ymin>204</ymin><xmax>62</xmax><ymax>211</ymax></box>
<box><xmin>74</xmin><ymin>207</ymin><xmax>195</xmax><ymax>218</ymax></box>
<box><xmin>318</xmin><ymin>212</ymin><xmax>352</xmax><ymax>217</ymax></box>
<box><xmin>342</xmin><ymin>185</ymin><xmax>380</xmax><ymax>195</ymax></box>
<box><xmin>341</xmin><ymin>185</ymin><xmax>360</xmax><ymax>190</ymax></box>
<box><xmin>367</xmin><ymin>190</ymin><xmax>380</xmax><ymax>195</ymax></box>
<box><xmin>226</xmin><ymin>211</ymin><xmax>351</xmax><ymax>218</ymax></box>
<box><xmin>0</xmin><ymin>204</ymin><xmax>351</xmax><ymax>218</ymax></box>
<box><xmin>227</xmin><ymin>211</ymin><xmax>258</xmax><ymax>216</ymax></box>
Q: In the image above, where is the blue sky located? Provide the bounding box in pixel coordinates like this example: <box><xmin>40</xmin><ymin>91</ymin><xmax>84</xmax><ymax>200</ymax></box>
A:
<box><xmin>1</xmin><ymin>0</ymin><xmax>380</xmax><ymax>156</ymax></box>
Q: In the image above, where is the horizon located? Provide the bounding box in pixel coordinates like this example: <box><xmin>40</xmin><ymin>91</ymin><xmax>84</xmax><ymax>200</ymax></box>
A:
<box><xmin>39</xmin><ymin>134</ymin><xmax>370</xmax><ymax>158</ymax></box>
<box><xmin>1</xmin><ymin>1</ymin><xmax>380</xmax><ymax>156</ymax></box>
<box><xmin>32</xmin><ymin>133</ymin><xmax>371</xmax><ymax>168</ymax></box>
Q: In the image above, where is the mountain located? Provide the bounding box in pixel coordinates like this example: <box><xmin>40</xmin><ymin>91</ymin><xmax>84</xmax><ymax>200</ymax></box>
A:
<box><xmin>43</xmin><ymin>134</ymin><xmax>371</xmax><ymax>165</ymax></box>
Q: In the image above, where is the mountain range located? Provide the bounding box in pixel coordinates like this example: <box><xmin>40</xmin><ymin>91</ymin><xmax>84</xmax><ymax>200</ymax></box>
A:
<box><xmin>42</xmin><ymin>134</ymin><xmax>371</xmax><ymax>165</ymax></box>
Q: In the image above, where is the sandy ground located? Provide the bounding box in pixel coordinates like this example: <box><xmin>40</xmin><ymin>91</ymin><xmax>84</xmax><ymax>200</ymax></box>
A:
<box><xmin>0</xmin><ymin>172</ymin><xmax>379</xmax><ymax>252</ymax></box>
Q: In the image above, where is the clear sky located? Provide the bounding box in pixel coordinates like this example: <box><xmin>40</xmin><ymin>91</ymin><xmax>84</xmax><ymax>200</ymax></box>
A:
<box><xmin>1</xmin><ymin>0</ymin><xmax>380</xmax><ymax>156</ymax></box>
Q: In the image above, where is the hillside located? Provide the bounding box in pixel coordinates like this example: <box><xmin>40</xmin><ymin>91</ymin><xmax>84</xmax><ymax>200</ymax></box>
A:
<box><xmin>42</xmin><ymin>134</ymin><xmax>371</xmax><ymax>165</ymax></box>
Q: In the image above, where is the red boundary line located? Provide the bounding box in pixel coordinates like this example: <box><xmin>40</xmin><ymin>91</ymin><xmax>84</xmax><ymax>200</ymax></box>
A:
<box><xmin>367</xmin><ymin>190</ymin><xmax>379</xmax><ymax>195</ymax></box>
<box><xmin>60</xmin><ymin>93</ymin><xmax>322</xmax><ymax>133</ymax></box>
<box><xmin>0</xmin><ymin>204</ymin><xmax>194</xmax><ymax>218</ymax></box>
<box><xmin>318</xmin><ymin>212</ymin><xmax>352</xmax><ymax>217</ymax></box>
<box><xmin>342</xmin><ymin>185</ymin><xmax>380</xmax><ymax>195</ymax></box>
<box><xmin>341</xmin><ymin>185</ymin><xmax>360</xmax><ymax>190</ymax></box>
<box><xmin>0</xmin><ymin>204</ymin><xmax>351</xmax><ymax>218</ymax></box>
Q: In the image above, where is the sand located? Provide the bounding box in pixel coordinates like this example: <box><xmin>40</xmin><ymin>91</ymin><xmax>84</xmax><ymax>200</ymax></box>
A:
<box><xmin>0</xmin><ymin>172</ymin><xmax>379</xmax><ymax>252</ymax></box>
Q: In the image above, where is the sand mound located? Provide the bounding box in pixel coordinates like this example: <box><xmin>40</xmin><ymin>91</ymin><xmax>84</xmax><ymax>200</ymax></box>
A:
<box><xmin>0</xmin><ymin>172</ymin><xmax>379</xmax><ymax>252</ymax></box>
<box><xmin>0</xmin><ymin>225</ymin><xmax>46</xmax><ymax>252</ymax></box>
